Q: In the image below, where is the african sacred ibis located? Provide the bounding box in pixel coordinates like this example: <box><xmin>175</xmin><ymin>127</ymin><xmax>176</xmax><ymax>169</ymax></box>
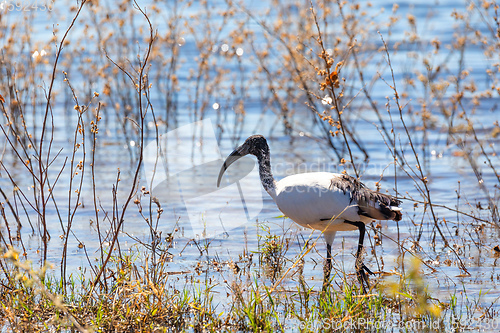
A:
<box><xmin>217</xmin><ymin>135</ymin><xmax>402</xmax><ymax>292</ymax></box>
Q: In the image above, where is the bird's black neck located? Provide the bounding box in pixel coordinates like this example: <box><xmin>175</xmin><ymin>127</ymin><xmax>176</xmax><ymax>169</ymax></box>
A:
<box><xmin>256</xmin><ymin>152</ymin><xmax>276</xmax><ymax>198</ymax></box>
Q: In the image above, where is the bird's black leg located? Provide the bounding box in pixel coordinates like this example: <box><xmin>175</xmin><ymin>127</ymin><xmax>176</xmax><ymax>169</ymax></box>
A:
<box><xmin>345</xmin><ymin>221</ymin><xmax>373</xmax><ymax>293</ymax></box>
<box><xmin>322</xmin><ymin>243</ymin><xmax>332</xmax><ymax>291</ymax></box>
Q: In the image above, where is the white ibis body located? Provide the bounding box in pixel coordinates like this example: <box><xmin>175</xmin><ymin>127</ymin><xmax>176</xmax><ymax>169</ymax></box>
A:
<box><xmin>217</xmin><ymin>135</ymin><xmax>402</xmax><ymax>291</ymax></box>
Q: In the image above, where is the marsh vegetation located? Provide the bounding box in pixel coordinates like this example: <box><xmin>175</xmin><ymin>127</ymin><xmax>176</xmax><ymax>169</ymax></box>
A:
<box><xmin>0</xmin><ymin>0</ymin><xmax>499</xmax><ymax>331</ymax></box>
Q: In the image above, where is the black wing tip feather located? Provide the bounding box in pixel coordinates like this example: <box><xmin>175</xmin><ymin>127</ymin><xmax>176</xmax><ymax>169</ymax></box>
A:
<box><xmin>333</xmin><ymin>174</ymin><xmax>402</xmax><ymax>221</ymax></box>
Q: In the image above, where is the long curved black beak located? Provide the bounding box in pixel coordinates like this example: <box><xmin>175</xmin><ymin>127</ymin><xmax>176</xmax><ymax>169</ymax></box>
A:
<box><xmin>217</xmin><ymin>149</ymin><xmax>244</xmax><ymax>187</ymax></box>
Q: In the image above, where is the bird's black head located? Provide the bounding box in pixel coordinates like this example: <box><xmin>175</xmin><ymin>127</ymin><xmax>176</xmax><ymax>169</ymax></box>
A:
<box><xmin>241</xmin><ymin>134</ymin><xmax>269</xmax><ymax>157</ymax></box>
<box><xmin>217</xmin><ymin>134</ymin><xmax>269</xmax><ymax>187</ymax></box>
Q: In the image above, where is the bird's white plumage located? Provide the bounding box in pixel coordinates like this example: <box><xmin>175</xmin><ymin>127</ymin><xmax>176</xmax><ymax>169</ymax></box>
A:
<box><xmin>271</xmin><ymin>172</ymin><xmax>371</xmax><ymax>232</ymax></box>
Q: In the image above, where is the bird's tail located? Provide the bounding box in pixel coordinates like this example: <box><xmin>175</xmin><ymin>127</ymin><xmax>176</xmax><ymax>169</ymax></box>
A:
<box><xmin>339</xmin><ymin>174</ymin><xmax>403</xmax><ymax>221</ymax></box>
<box><xmin>388</xmin><ymin>205</ymin><xmax>403</xmax><ymax>221</ymax></box>
<box><xmin>358</xmin><ymin>189</ymin><xmax>402</xmax><ymax>221</ymax></box>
